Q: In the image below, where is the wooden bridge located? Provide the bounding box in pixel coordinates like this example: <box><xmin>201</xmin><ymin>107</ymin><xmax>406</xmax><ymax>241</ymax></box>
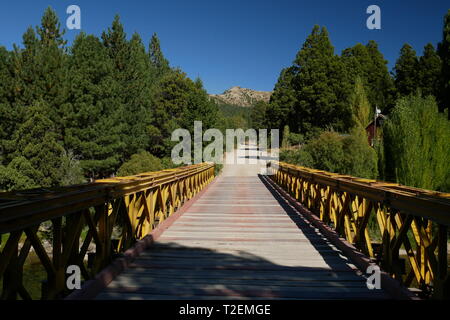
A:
<box><xmin>0</xmin><ymin>144</ymin><xmax>449</xmax><ymax>300</ymax></box>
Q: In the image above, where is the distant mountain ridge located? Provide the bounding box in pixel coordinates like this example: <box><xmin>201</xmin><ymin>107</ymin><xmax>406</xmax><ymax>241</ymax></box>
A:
<box><xmin>209</xmin><ymin>86</ymin><xmax>272</xmax><ymax>107</ymax></box>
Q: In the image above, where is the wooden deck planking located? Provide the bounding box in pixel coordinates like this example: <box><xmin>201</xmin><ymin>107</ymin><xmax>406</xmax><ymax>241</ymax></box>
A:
<box><xmin>96</xmin><ymin>175</ymin><xmax>390</xmax><ymax>300</ymax></box>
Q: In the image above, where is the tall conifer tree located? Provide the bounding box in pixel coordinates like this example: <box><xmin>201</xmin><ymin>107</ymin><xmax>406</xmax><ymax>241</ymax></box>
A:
<box><xmin>65</xmin><ymin>33</ymin><xmax>123</xmax><ymax>178</ymax></box>
<box><xmin>394</xmin><ymin>44</ymin><xmax>420</xmax><ymax>96</ymax></box>
<box><xmin>102</xmin><ymin>16</ymin><xmax>153</xmax><ymax>160</ymax></box>
<box><xmin>149</xmin><ymin>33</ymin><xmax>170</xmax><ymax>79</ymax></box>
<box><xmin>291</xmin><ymin>25</ymin><xmax>352</xmax><ymax>133</ymax></box>
<box><xmin>342</xmin><ymin>41</ymin><xmax>395</xmax><ymax>112</ymax></box>
<box><xmin>438</xmin><ymin>9</ymin><xmax>450</xmax><ymax>115</ymax></box>
<box><xmin>418</xmin><ymin>43</ymin><xmax>442</xmax><ymax>98</ymax></box>
<box><xmin>266</xmin><ymin>67</ymin><xmax>297</xmax><ymax>130</ymax></box>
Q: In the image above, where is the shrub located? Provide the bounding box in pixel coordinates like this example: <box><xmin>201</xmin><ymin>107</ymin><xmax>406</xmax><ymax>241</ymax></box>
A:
<box><xmin>305</xmin><ymin>131</ymin><xmax>346</xmax><ymax>173</ymax></box>
<box><xmin>288</xmin><ymin>132</ymin><xmax>304</xmax><ymax>146</ymax></box>
<box><xmin>117</xmin><ymin>151</ymin><xmax>163</xmax><ymax>176</ymax></box>
<box><xmin>0</xmin><ymin>162</ymin><xmax>38</xmax><ymax>191</ymax></box>
<box><xmin>160</xmin><ymin>157</ymin><xmax>179</xmax><ymax>169</ymax></box>
<box><xmin>281</xmin><ymin>129</ymin><xmax>378</xmax><ymax>179</ymax></box>
<box><xmin>342</xmin><ymin>127</ymin><xmax>378</xmax><ymax>179</ymax></box>
<box><xmin>280</xmin><ymin>148</ymin><xmax>314</xmax><ymax>167</ymax></box>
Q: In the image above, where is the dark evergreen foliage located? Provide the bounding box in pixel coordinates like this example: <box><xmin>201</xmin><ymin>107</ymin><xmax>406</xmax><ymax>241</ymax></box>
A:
<box><xmin>394</xmin><ymin>44</ymin><xmax>420</xmax><ymax>96</ymax></box>
<box><xmin>438</xmin><ymin>10</ymin><xmax>450</xmax><ymax>115</ymax></box>
<box><xmin>0</xmin><ymin>7</ymin><xmax>449</xmax><ymax>194</ymax></box>
<box><xmin>0</xmin><ymin>8</ymin><xmax>218</xmax><ymax>191</ymax></box>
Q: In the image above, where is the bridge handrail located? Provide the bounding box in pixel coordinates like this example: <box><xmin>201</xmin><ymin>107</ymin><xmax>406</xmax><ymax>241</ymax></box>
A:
<box><xmin>268</xmin><ymin>161</ymin><xmax>449</xmax><ymax>299</ymax></box>
<box><xmin>0</xmin><ymin>162</ymin><xmax>215</xmax><ymax>299</ymax></box>
<box><xmin>0</xmin><ymin>163</ymin><xmax>213</xmax><ymax>232</ymax></box>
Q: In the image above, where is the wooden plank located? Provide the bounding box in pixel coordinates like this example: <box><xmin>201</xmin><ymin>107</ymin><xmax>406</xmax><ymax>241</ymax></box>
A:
<box><xmin>126</xmin><ymin>262</ymin><xmax>356</xmax><ymax>272</ymax></box>
<box><xmin>108</xmin><ymin>277</ymin><xmax>369</xmax><ymax>289</ymax></box>
<box><xmin>96</xmin><ymin>292</ymin><xmax>387</xmax><ymax>300</ymax></box>
<box><xmin>97</xmin><ymin>286</ymin><xmax>388</xmax><ymax>300</ymax></box>
<box><xmin>118</xmin><ymin>269</ymin><xmax>364</xmax><ymax>281</ymax></box>
<box><xmin>138</xmin><ymin>251</ymin><xmax>346</xmax><ymax>259</ymax></box>
<box><xmin>97</xmin><ymin>166</ymin><xmax>390</xmax><ymax>300</ymax></box>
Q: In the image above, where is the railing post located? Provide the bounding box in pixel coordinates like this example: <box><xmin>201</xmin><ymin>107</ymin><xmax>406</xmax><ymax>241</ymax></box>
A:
<box><xmin>1</xmin><ymin>245</ymin><xmax>19</xmax><ymax>300</ymax></box>
<box><xmin>433</xmin><ymin>225</ymin><xmax>449</xmax><ymax>299</ymax></box>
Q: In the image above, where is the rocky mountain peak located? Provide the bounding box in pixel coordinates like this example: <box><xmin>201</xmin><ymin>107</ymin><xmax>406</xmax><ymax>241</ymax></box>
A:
<box><xmin>209</xmin><ymin>86</ymin><xmax>272</xmax><ymax>107</ymax></box>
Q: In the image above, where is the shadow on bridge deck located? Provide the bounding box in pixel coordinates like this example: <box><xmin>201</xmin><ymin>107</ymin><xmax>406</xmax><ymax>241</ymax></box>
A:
<box><xmin>95</xmin><ymin>241</ymin><xmax>387</xmax><ymax>300</ymax></box>
<box><xmin>94</xmin><ymin>172</ymin><xmax>390</xmax><ymax>300</ymax></box>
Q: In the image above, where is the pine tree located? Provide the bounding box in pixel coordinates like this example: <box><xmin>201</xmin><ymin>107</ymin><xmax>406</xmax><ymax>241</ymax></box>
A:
<box><xmin>291</xmin><ymin>25</ymin><xmax>352</xmax><ymax>134</ymax></box>
<box><xmin>0</xmin><ymin>47</ymin><xmax>11</xmax><ymax>104</ymax></box>
<box><xmin>394</xmin><ymin>44</ymin><xmax>419</xmax><ymax>97</ymax></box>
<box><xmin>4</xmin><ymin>28</ymin><xmax>40</xmax><ymax>159</ymax></box>
<box><xmin>10</xmin><ymin>101</ymin><xmax>65</xmax><ymax>188</ymax></box>
<box><xmin>341</xmin><ymin>43</ymin><xmax>372</xmax><ymax>85</ymax></box>
<box><xmin>342</xmin><ymin>41</ymin><xmax>394</xmax><ymax>112</ymax></box>
<box><xmin>438</xmin><ymin>9</ymin><xmax>450</xmax><ymax>115</ymax></box>
<box><xmin>10</xmin><ymin>27</ymin><xmax>39</xmax><ymax>108</ymax></box>
<box><xmin>365</xmin><ymin>41</ymin><xmax>396</xmax><ymax>112</ymax></box>
<box><xmin>0</xmin><ymin>47</ymin><xmax>12</xmax><ymax>164</ymax></box>
<box><xmin>418</xmin><ymin>43</ymin><xmax>442</xmax><ymax>98</ymax></box>
<box><xmin>102</xmin><ymin>17</ymin><xmax>153</xmax><ymax>160</ymax></box>
<box><xmin>251</xmin><ymin>101</ymin><xmax>268</xmax><ymax>130</ymax></box>
<box><xmin>36</xmin><ymin>7</ymin><xmax>66</xmax><ymax>47</ymax></box>
<box><xmin>120</xmin><ymin>32</ymin><xmax>154</xmax><ymax>157</ymax></box>
<box><xmin>65</xmin><ymin>33</ymin><xmax>123</xmax><ymax>178</ymax></box>
<box><xmin>35</xmin><ymin>7</ymin><xmax>69</xmax><ymax>136</ymax></box>
<box><xmin>149</xmin><ymin>33</ymin><xmax>170</xmax><ymax>79</ymax></box>
<box><xmin>102</xmin><ymin>15</ymin><xmax>129</xmax><ymax>73</ymax></box>
<box><xmin>150</xmin><ymin>70</ymin><xmax>217</xmax><ymax>157</ymax></box>
<box><xmin>182</xmin><ymin>76</ymin><xmax>218</xmax><ymax>132</ymax></box>
<box><xmin>5</xmin><ymin>7</ymin><xmax>68</xmax><ymax>161</ymax></box>
<box><xmin>266</xmin><ymin>67</ymin><xmax>297</xmax><ymax>130</ymax></box>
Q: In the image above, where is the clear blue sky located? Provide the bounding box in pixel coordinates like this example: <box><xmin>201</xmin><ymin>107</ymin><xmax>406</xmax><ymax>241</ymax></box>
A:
<box><xmin>0</xmin><ymin>0</ymin><xmax>449</xmax><ymax>94</ymax></box>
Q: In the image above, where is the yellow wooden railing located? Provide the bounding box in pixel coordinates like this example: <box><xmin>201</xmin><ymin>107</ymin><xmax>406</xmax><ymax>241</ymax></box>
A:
<box><xmin>268</xmin><ymin>161</ymin><xmax>450</xmax><ymax>299</ymax></box>
<box><xmin>0</xmin><ymin>163</ymin><xmax>215</xmax><ymax>300</ymax></box>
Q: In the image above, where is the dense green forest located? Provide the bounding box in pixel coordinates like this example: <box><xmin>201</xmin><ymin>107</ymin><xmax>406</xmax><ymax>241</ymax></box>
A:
<box><xmin>0</xmin><ymin>8</ymin><xmax>231</xmax><ymax>191</ymax></box>
<box><xmin>265</xmin><ymin>11</ymin><xmax>450</xmax><ymax>192</ymax></box>
<box><xmin>0</xmin><ymin>7</ymin><xmax>449</xmax><ymax>193</ymax></box>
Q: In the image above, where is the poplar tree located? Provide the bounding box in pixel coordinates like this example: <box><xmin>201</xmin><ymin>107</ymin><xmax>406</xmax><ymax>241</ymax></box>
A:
<box><xmin>281</xmin><ymin>125</ymin><xmax>291</xmax><ymax>149</ymax></box>
<box><xmin>384</xmin><ymin>95</ymin><xmax>450</xmax><ymax>191</ymax></box>
<box><xmin>349</xmin><ymin>76</ymin><xmax>371</xmax><ymax>128</ymax></box>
